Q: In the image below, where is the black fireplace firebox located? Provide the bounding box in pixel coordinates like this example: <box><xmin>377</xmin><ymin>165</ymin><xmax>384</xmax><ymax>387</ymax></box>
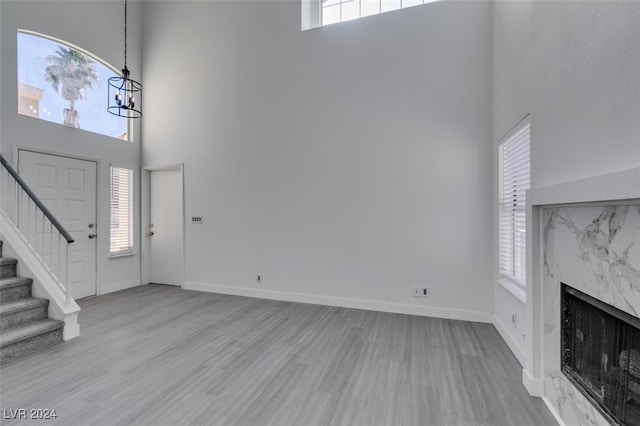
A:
<box><xmin>562</xmin><ymin>284</ymin><xmax>640</xmax><ymax>425</ymax></box>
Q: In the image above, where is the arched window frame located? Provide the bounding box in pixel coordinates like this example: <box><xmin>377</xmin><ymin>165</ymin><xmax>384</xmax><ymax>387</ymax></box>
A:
<box><xmin>17</xmin><ymin>29</ymin><xmax>132</xmax><ymax>142</ymax></box>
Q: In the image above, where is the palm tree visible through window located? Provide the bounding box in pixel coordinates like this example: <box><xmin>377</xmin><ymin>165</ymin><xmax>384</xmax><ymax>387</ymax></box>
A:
<box><xmin>44</xmin><ymin>47</ymin><xmax>99</xmax><ymax>129</ymax></box>
<box><xmin>17</xmin><ymin>30</ymin><xmax>128</xmax><ymax>140</ymax></box>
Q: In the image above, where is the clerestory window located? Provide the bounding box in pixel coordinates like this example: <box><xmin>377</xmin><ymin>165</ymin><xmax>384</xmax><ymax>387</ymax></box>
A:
<box><xmin>302</xmin><ymin>0</ymin><xmax>441</xmax><ymax>29</ymax></box>
<box><xmin>17</xmin><ymin>30</ymin><xmax>130</xmax><ymax>141</ymax></box>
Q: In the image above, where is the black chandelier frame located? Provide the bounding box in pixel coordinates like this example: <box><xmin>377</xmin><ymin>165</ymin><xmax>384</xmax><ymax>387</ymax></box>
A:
<box><xmin>107</xmin><ymin>0</ymin><xmax>142</xmax><ymax>118</ymax></box>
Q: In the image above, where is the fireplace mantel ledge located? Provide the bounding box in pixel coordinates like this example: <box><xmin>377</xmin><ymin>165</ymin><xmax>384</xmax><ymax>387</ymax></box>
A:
<box><xmin>528</xmin><ymin>167</ymin><xmax>640</xmax><ymax>207</ymax></box>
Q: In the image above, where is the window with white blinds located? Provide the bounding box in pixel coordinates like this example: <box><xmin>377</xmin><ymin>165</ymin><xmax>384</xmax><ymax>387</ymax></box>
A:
<box><xmin>498</xmin><ymin>121</ymin><xmax>530</xmax><ymax>288</ymax></box>
<box><xmin>110</xmin><ymin>166</ymin><xmax>133</xmax><ymax>256</ymax></box>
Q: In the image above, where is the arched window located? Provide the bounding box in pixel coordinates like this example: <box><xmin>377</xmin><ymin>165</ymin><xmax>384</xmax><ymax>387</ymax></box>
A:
<box><xmin>17</xmin><ymin>30</ymin><xmax>130</xmax><ymax>141</ymax></box>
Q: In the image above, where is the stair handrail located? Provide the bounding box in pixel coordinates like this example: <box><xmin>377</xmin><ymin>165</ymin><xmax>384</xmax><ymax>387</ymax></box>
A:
<box><xmin>1</xmin><ymin>155</ymin><xmax>74</xmax><ymax>243</ymax></box>
<box><xmin>0</xmin><ymin>154</ymin><xmax>75</xmax><ymax>304</ymax></box>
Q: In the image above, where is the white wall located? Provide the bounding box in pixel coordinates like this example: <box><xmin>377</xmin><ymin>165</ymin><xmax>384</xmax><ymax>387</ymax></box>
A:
<box><xmin>142</xmin><ymin>0</ymin><xmax>494</xmax><ymax>320</ymax></box>
<box><xmin>492</xmin><ymin>0</ymin><xmax>531</xmax><ymax>142</ymax></box>
<box><xmin>492</xmin><ymin>0</ymin><xmax>532</xmax><ymax>365</ymax></box>
<box><xmin>530</xmin><ymin>0</ymin><xmax>640</xmax><ymax>188</ymax></box>
<box><xmin>0</xmin><ymin>1</ymin><xmax>144</xmax><ymax>295</ymax></box>
<box><xmin>492</xmin><ymin>0</ymin><xmax>640</xmax><ymax>367</ymax></box>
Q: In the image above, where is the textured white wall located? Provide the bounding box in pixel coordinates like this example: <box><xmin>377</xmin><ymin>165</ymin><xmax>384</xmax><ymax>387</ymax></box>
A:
<box><xmin>492</xmin><ymin>0</ymin><xmax>532</xmax><ymax>143</ymax></box>
<box><xmin>142</xmin><ymin>0</ymin><xmax>494</xmax><ymax>318</ymax></box>
<box><xmin>530</xmin><ymin>0</ymin><xmax>640</xmax><ymax>188</ymax></box>
<box><xmin>0</xmin><ymin>1</ymin><xmax>143</xmax><ymax>295</ymax></box>
<box><xmin>492</xmin><ymin>0</ymin><xmax>532</xmax><ymax>365</ymax></box>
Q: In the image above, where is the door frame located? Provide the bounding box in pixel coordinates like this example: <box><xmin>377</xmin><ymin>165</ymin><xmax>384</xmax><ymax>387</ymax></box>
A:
<box><xmin>16</xmin><ymin>147</ymin><xmax>99</xmax><ymax>298</ymax></box>
<box><xmin>141</xmin><ymin>164</ymin><xmax>184</xmax><ymax>287</ymax></box>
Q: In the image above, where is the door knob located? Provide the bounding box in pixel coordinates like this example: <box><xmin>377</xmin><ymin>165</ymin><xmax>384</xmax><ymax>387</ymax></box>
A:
<box><xmin>148</xmin><ymin>232</ymin><xmax>155</xmax><ymax>236</ymax></box>
<box><xmin>88</xmin><ymin>234</ymin><xmax>97</xmax><ymax>239</ymax></box>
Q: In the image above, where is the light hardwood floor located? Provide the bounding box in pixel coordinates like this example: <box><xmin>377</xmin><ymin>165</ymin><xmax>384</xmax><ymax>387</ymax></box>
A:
<box><xmin>0</xmin><ymin>285</ymin><xmax>556</xmax><ymax>425</ymax></box>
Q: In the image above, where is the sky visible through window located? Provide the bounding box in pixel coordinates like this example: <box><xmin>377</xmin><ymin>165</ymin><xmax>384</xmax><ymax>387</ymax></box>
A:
<box><xmin>322</xmin><ymin>0</ymin><xmax>441</xmax><ymax>26</ymax></box>
<box><xmin>17</xmin><ymin>32</ymin><xmax>128</xmax><ymax>140</ymax></box>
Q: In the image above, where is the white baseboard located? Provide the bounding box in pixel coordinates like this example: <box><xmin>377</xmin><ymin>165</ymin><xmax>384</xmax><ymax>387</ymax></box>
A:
<box><xmin>99</xmin><ymin>279</ymin><xmax>141</xmax><ymax>295</ymax></box>
<box><xmin>523</xmin><ymin>367</ymin><xmax>545</xmax><ymax>397</ymax></box>
<box><xmin>492</xmin><ymin>315</ymin><xmax>526</xmax><ymax>366</ymax></box>
<box><xmin>542</xmin><ymin>396</ymin><xmax>566</xmax><ymax>426</ymax></box>
<box><xmin>183</xmin><ymin>281</ymin><xmax>493</xmax><ymax>323</ymax></box>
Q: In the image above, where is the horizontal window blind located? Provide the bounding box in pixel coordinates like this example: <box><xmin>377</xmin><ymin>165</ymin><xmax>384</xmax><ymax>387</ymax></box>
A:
<box><xmin>499</xmin><ymin>122</ymin><xmax>530</xmax><ymax>287</ymax></box>
<box><xmin>110</xmin><ymin>166</ymin><xmax>133</xmax><ymax>255</ymax></box>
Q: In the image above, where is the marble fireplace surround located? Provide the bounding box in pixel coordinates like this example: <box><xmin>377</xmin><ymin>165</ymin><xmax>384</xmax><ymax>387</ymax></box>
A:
<box><xmin>523</xmin><ymin>167</ymin><xmax>640</xmax><ymax>426</ymax></box>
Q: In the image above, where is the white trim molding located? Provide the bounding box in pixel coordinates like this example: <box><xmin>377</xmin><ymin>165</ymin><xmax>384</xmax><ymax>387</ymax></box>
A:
<box><xmin>528</xmin><ymin>167</ymin><xmax>640</xmax><ymax>207</ymax></box>
<box><xmin>497</xmin><ymin>277</ymin><xmax>526</xmax><ymax>304</ymax></box>
<box><xmin>184</xmin><ymin>281</ymin><xmax>494</xmax><ymax>323</ymax></box>
<box><xmin>493</xmin><ymin>315</ymin><xmax>526</xmax><ymax>366</ymax></box>
<box><xmin>522</xmin><ymin>368</ymin><xmax>544</xmax><ymax>397</ymax></box>
<box><xmin>98</xmin><ymin>279</ymin><xmax>141</xmax><ymax>296</ymax></box>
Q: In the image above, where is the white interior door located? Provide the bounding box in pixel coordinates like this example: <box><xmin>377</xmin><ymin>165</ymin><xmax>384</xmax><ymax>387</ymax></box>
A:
<box><xmin>19</xmin><ymin>150</ymin><xmax>97</xmax><ymax>299</ymax></box>
<box><xmin>149</xmin><ymin>168</ymin><xmax>182</xmax><ymax>286</ymax></box>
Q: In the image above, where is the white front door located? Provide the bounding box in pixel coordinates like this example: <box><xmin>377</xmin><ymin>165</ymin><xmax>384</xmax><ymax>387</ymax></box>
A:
<box><xmin>19</xmin><ymin>150</ymin><xmax>97</xmax><ymax>299</ymax></box>
<box><xmin>149</xmin><ymin>168</ymin><xmax>182</xmax><ymax>286</ymax></box>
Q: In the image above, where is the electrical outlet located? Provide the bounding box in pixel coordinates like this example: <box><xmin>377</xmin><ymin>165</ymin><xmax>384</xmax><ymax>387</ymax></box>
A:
<box><xmin>413</xmin><ymin>287</ymin><xmax>429</xmax><ymax>297</ymax></box>
<box><xmin>257</xmin><ymin>274</ymin><xmax>262</xmax><ymax>284</ymax></box>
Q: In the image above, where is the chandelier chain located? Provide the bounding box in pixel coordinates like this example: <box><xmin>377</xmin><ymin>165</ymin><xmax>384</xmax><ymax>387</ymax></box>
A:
<box><xmin>124</xmin><ymin>0</ymin><xmax>128</xmax><ymax>69</ymax></box>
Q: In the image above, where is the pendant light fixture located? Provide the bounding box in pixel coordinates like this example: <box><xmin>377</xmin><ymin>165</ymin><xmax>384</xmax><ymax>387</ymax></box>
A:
<box><xmin>108</xmin><ymin>0</ymin><xmax>142</xmax><ymax>118</ymax></box>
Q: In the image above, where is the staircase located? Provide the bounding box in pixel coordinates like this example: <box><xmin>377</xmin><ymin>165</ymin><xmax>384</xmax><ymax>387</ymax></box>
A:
<box><xmin>0</xmin><ymin>241</ymin><xmax>64</xmax><ymax>363</ymax></box>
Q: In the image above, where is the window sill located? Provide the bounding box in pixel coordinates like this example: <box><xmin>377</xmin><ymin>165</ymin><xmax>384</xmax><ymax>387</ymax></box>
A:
<box><xmin>109</xmin><ymin>251</ymin><xmax>135</xmax><ymax>259</ymax></box>
<box><xmin>497</xmin><ymin>278</ymin><xmax>526</xmax><ymax>304</ymax></box>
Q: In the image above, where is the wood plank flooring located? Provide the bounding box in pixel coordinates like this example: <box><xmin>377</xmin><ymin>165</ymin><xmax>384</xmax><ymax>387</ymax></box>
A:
<box><xmin>0</xmin><ymin>285</ymin><xmax>557</xmax><ymax>425</ymax></box>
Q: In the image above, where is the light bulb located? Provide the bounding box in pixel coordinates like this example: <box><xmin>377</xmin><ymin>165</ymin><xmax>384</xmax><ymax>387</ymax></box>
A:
<box><xmin>115</xmin><ymin>90</ymin><xmax>122</xmax><ymax>106</ymax></box>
